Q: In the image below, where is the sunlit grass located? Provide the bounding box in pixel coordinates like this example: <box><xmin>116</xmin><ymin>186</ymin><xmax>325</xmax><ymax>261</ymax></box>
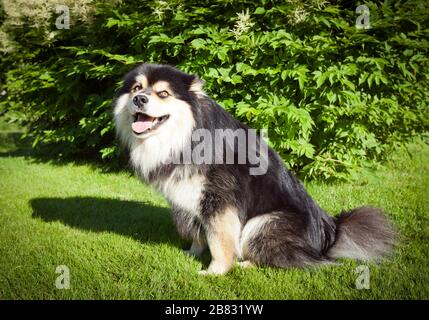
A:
<box><xmin>0</xmin><ymin>122</ymin><xmax>427</xmax><ymax>299</ymax></box>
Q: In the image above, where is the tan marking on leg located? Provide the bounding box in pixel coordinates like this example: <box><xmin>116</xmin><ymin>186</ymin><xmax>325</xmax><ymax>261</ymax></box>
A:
<box><xmin>199</xmin><ymin>207</ymin><xmax>241</xmax><ymax>276</ymax></box>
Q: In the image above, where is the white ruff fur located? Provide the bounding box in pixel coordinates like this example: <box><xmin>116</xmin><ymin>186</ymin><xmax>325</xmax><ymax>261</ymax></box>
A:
<box><xmin>113</xmin><ymin>92</ymin><xmax>203</xmax><ymax>214</ymax></box>
<box><xmin>153</xmin><ymin>167</ymin><xmax>205</xmax><ymax>214</ymax></box>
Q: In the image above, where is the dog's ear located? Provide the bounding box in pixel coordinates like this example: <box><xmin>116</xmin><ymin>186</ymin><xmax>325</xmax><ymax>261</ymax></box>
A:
<box><xmin>189</xmin><ymin>76</ymin><xmax>205</xmax><ymax>95</ymax></box>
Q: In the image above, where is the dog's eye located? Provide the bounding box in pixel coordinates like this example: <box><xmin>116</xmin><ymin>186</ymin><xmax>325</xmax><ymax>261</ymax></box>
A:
<box><xmin>157</xmin><ymin>91</ymin><xmax>169</xmax><ymax>98</ymax></box>
<box><xmin>132</xmin><ymin>84</ymin><xmax>142</xmax><ymax>92</ymax></box>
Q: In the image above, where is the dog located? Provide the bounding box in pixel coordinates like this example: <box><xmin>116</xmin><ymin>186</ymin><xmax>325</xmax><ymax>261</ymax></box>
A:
<box><xmin>113</xmin><ymin>63</ymin><xmax>395</xmax><ymax>275</ymax></box>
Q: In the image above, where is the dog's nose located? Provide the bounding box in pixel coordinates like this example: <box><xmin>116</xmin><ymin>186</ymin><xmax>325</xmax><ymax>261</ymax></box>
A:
<box><xmin>133</xmin><ymin>95</ymin><xmax>148</xmax><ymax>107</ymax></box>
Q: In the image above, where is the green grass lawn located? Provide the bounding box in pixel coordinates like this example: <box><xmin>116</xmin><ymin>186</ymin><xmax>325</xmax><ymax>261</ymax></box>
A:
<box><xmin>0</xmin><ymin>123</ymin><xmax>428</xmax><ymax>300</ymax></box>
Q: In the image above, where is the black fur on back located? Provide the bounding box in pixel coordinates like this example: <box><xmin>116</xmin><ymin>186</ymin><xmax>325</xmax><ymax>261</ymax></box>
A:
<box><xmin>189</xmin><ymin>96</ymin><xmax>338</xmax><ymax>258</ymax></box>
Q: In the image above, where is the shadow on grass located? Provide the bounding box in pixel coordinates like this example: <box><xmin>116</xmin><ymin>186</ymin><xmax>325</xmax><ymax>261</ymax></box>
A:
<box><xmin>0</xmin><ymin>131</ymin><xmax>33</xmax><ymax>157</ymax></box>
<box><xmin>30</xmin><ymin>197</ymin><xmax>183</xmax><ymax>246</ymax></box>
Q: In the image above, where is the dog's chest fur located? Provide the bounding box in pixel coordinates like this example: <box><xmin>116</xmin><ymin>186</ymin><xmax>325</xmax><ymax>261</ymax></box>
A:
<box><xmin>152</xmin><ymin>166</ymin><xmax>205</xmax><ymax>215</ymax></box>
<box><xmin>150</xmin><ymin>166</ymin><xmax>206</xmax><ymax>241</ymax></box>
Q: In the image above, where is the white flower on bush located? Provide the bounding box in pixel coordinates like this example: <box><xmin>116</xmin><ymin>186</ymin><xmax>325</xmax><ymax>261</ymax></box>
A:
<box><xmin>230</xmin><ymin>9</ymin><xmax>254</xmax><ymax>39</ymax></box>
<box><xmin>0</xmin><ymin>0</ymin><xmax>121</xmax><ymax>50</ymax></box>
<box><xmin>288</xmin><ymin>7</ymin><xmax>309</xmax><ymax>25</ymax></box>
<box><xmin>310</xmin><ymin>0</ymin><xmax>328</xmax><ymax>10</ymax></box>
<box><xmin>151</xmin><ymin>0</ymin><xmax>172</xmax><ymax>20</ymax></box>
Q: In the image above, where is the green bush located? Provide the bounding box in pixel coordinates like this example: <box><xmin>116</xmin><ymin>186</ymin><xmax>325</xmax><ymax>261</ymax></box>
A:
<box><xmin>0</xmin><ymin>0</ymin><xmax>428</xmax><ymax>179</ymax></box>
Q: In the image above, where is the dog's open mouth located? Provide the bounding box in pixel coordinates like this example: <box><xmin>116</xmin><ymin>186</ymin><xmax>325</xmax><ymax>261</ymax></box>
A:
<box><xmin>132</xmin><ymin>112</ymin><xmax>170</xmax><ymax>135</ymax></box>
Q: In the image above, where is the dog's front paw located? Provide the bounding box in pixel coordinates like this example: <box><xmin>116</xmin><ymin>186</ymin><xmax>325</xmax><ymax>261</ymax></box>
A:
<box><xmin>198</xmin><ymin>270</ymin><xmax>212</xmax><ymax>276</ymax></box>
<box><xmin>237</xmin><ymin>260</ymin><xmax>255</xmax><ymax>269</ymax></box>
<box><xmin>198</xmin><ymin>269</ymin><xmax>224</xmax><ymax>276</ymax></box>
<box><xmin>198</xmin><ymin>262</ymin><xmax>230</xmax><ymax>276</ymax></box>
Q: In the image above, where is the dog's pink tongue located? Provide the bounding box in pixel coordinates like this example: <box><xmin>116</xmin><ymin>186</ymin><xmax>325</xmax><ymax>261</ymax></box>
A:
<box><xmin>132</xmin><ymin>114</ymin><xmax>152</xmax><ymax>134</ymax></box>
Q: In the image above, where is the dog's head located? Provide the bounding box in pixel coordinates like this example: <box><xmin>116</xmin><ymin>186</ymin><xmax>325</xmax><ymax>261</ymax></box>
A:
<box><xmin>113</xmin><ymin>63</ymin><xmax>204</xmax><ymax>149</ymax></box>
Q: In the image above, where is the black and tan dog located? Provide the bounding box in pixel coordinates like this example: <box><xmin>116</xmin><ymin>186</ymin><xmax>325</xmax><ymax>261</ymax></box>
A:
<box><xmin>113</xmin><ymin>63</ymin><xmax>395</xmax><ymax>275</ymax></box>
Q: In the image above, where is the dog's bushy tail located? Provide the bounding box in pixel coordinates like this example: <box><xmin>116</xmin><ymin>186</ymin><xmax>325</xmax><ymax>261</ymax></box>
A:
<box><xmin>328</xmin><ymin>207</ymin><xmax>396</xmax><ymax>261</ymax></box>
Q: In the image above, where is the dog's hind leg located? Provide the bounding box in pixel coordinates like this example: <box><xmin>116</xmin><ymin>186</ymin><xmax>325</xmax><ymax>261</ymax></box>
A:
<box><xmin>240</xmin><ymin>211</ymin><xmax>330</xmax><ymax>268</ymax></box>
<box><xmin>199</xmin><ymin>207</ymin><xmax>241</xmax><ymax>275</ymax></box>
